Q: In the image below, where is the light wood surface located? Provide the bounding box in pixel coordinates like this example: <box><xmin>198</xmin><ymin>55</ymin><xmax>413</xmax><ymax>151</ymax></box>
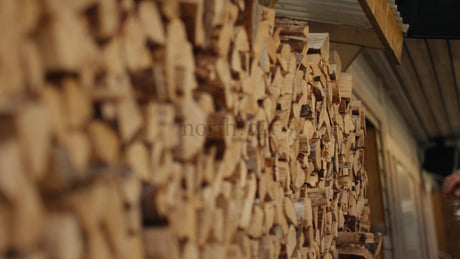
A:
<box><xmin>0</xmin><ymin>1</ymin><xmax>376</xmax><ymax>258</ymax></box>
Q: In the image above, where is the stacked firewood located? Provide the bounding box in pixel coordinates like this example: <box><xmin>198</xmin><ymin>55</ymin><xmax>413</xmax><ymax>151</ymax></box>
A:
<box><xmin>0</xmin><ymin>0</ymin><xmax>380</xmax><ymax>258</ymax></box>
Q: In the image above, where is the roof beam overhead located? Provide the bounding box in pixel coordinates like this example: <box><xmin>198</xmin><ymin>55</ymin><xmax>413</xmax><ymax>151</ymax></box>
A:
<box><xmin>404</xmin><ymin>39</ymin><xmax>451</xmax><ymax>137</ymax></box>
<box><xmin>357</xmin><ymin>0</ymin><xmax>404</xmax><ymax>64</ymax></box>
<box><xmin>426</xmin><ymin>39</ymin><xmax>460</xmax><ymax>136</ymax></box>
<box><xmin>392</xmin><ymin>48</ymin><xmax>439</xmax><ymax>137</ymax></box>
<box><xmin>448</xmin><ymin>40</ymin><xmax>460</xmax><ymax>124</ymax></box>
<box><xmin>402</xmin><ymin>43</ymin><xmax>441</xmax><ymax>137</ymax></box>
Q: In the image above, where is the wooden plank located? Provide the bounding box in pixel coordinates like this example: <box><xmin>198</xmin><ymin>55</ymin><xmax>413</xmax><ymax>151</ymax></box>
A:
<box><xmin>431</xmin><ymin>190</ymin><xmax>447</xmax><ymax>253</ymax></box>
<box><xmin>392</xmin><ymin>48</ymin><xmax>439</xmax><ymax>137</ymax></box>
<box><xmin>447</xmin><ymin>39</ymin><xmax>460</xmax><ymax>135</ymax></box>
<box><xmin>405</xmin><ymin>38</ymin><xmax>451</xmax><ymax>137</ymax></box>
<box><xmin>364</xmin><ymin>125</ymin><xmax>385</xmax><ymax>232</ymax></box>
<box><xmin>427</xmin><ymin>39</ymin><xmax>460</xmax><ymax>136</ymax></box>
<box><xmin>308</xmin><ymin>21</ymin><xmax>383</xmax><ymax>49</ymax></box>
<box><xmin>357</xmin><ymin>0</ymin><xmax>403</xmax><ymax>64</ymax></box>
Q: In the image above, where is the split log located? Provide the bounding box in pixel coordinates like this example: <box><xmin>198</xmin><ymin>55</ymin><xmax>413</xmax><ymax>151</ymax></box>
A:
<box><xmin>0</xmin><ymin>2</ymin><xmax>374</xmax><ymax>258</ymax></box>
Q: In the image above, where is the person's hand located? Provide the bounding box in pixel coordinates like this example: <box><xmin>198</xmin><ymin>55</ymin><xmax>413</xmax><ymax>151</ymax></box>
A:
<box><xmin>442</xmin><ymin>169</ymin><xmax>460</xmax><ymax>199</ymax></box>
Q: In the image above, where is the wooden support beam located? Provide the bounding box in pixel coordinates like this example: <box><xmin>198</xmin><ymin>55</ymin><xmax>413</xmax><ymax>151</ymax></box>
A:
<box><xmin>357</xmin><ymin>0</ymin><xmax>403</xmax><ymax>64</ymax></box>
<box><xmin>308</xmin><ymin>21</ymin><xmax>383</xmax><ymax>49</ymax></box>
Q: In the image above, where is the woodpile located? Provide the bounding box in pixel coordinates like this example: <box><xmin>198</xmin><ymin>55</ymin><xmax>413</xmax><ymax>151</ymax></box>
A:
<box><xmin>0</xmin><ymin>0</ymin><xmax>380</xmax><ymax>258</ymax></box>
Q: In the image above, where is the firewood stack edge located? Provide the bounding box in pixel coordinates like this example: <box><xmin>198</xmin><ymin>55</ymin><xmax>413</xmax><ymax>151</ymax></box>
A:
<box><xmin>0</xmin><ymin>0</ymin><xmax>381</xmax><ymax>258</ymax></box>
